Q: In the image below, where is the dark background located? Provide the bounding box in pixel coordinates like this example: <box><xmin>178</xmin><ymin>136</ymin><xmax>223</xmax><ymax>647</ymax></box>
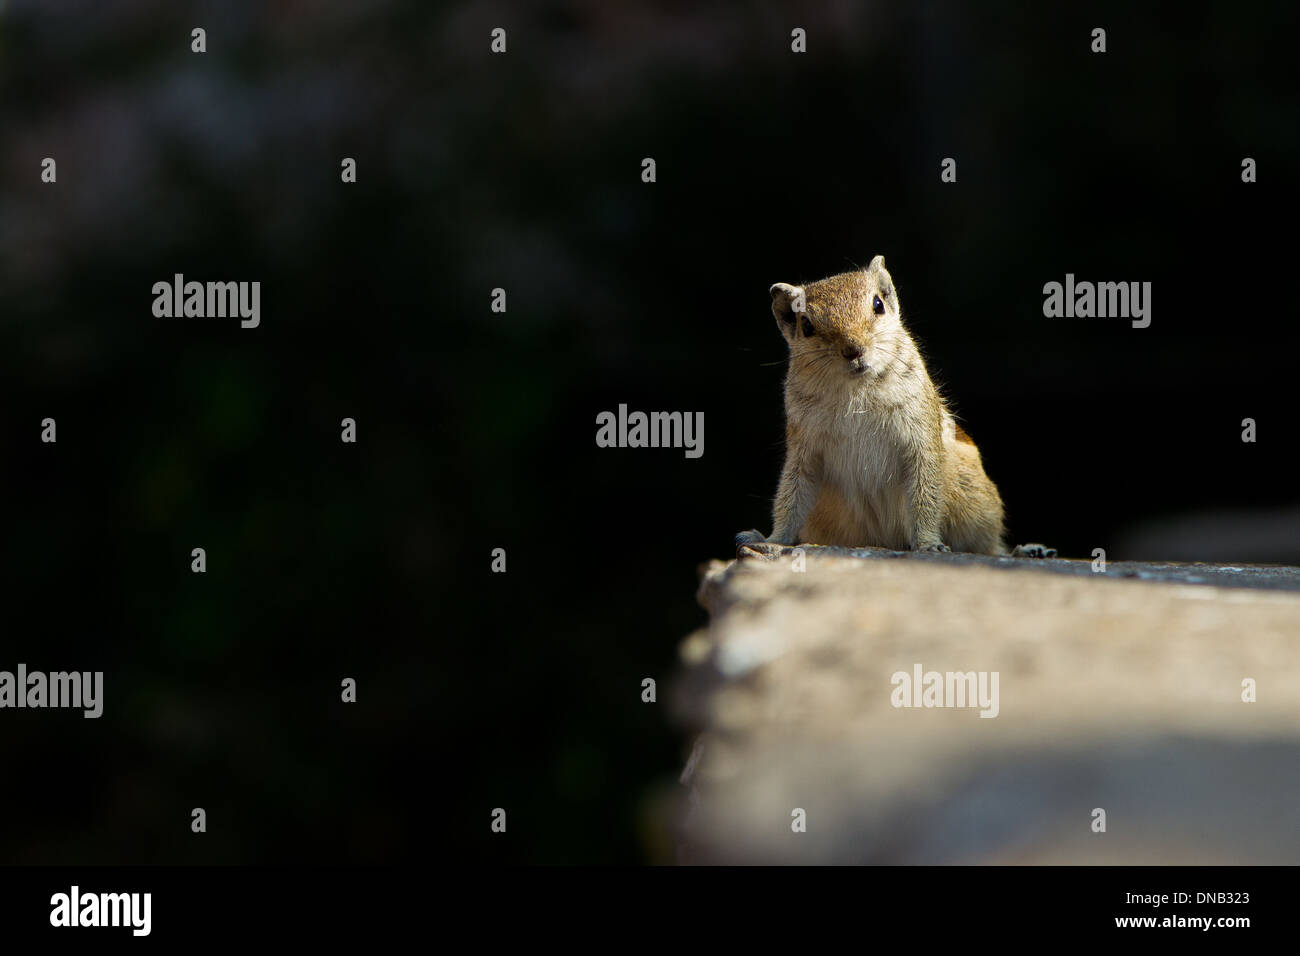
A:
<box><xmin>0</xmin><ymin>0</ymin><xmax>1295</xmax><ymax>864</ymax></box>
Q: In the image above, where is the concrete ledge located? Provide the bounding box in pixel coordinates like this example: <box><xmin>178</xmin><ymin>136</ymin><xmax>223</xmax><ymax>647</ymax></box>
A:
<box><xmin>673</xmin><ymin>549</ymin><xmax>1300</xmax><ymax>863</ymax></box>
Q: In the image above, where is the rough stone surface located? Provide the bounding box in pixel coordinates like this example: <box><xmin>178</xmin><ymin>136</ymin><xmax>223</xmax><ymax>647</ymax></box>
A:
<box><xmin>672</xmin><ymin>547</ymin><xmax>1300</xmax><ymax>864</ymax></box>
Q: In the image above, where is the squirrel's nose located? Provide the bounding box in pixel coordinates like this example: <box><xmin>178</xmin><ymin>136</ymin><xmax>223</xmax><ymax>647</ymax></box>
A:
<box><xmin>842</xmin><ymin>346</ymin><xmax>864</xmax><ymax>361</ymax></box>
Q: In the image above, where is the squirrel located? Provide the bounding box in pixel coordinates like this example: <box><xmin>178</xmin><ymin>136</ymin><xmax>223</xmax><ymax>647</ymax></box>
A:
<box><xmin>736</xmin><ymin>256</ymin><xmax>1053</xmax><ymax>558</ymax></box>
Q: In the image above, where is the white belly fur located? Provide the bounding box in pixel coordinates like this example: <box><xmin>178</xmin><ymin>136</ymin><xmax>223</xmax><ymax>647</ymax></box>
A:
<box><xmin>802</xmin><ymin>402</ymin><xmax>914</xmax><ymax>548</ymax></box>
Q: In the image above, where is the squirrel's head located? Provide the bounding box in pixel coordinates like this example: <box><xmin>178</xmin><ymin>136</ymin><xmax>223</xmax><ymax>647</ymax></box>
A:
<box><xmin>770</xmin><ymin>255</ymin><xmax>901</xmax><ymax>380</ymax></box>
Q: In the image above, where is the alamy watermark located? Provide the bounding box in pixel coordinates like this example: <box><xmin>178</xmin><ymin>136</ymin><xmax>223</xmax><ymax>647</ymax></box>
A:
<box><xmin>595</xmin><ymin>404</ymin><xmax>704</xmax><ymax>458</ymax></box>
<box><xmin>1043</xmin><ymin>274</ymin><xmax>1151</xmax><ymax>328</ymax></box>
<box><xmin>152</xmin><ymin>273</ymin><xmax>260</xmax><ymax>328</ymax></box>
<box><xmin>50</xmin><ymin>886</ymin><xmax>150</xmax><ymax>936</ymax></box>
<box><xmin>890</xmin><ymin>663</ymin><xmax>999</xmax><ymax>718</ymax></box>
<box><xmin>0</xmin><ymin>664</ymin><xmax>103</xmax><ymax>718</ymax></box>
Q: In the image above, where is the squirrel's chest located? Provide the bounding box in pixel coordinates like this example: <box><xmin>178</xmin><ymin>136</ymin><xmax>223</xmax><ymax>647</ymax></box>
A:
<box><xmin>819</xmin><ymin>406</ymin><xmax>911</xmax><ymax>493</ymax></box>
<box><xmin>806</xmin><ymin>412</ymin><xmax>913</xmax><ymax>548</ymax></box>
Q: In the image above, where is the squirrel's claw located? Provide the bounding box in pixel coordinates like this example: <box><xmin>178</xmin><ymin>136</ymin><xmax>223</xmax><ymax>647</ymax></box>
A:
<box><xmin>1011</xmin><ymin>543</ymin><xmax>1057</xmax><ymax>559</ymax></box>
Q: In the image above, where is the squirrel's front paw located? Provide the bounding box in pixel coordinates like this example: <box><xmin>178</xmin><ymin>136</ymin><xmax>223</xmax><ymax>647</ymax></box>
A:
<box><xmin>735</xmin><ymin>530</ymin><xmax>784</xmax><ymax>559</ymax></box>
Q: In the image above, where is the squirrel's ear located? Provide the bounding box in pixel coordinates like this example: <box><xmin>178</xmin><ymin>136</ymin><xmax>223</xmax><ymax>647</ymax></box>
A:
<box><xmin>769</xmin><ymin>282</ymin><xmax>804</xmax><ymax>324</ymax></box>
<box><xmin>867</xmin><ymin>255</ymin><xmax>887</xmax><ymax>273</ymax></box>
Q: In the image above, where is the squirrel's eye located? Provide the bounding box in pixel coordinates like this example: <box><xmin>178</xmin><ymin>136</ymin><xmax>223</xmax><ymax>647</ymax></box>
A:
<box><xmin>800</xmin><ymin>315</ymin><xmax>815</xmax><ymax>337</ymax></box>
<box><xmin>872</xmin><ymin>295</ymin><xmax>885</xmax><ymax>315</ymax></box>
